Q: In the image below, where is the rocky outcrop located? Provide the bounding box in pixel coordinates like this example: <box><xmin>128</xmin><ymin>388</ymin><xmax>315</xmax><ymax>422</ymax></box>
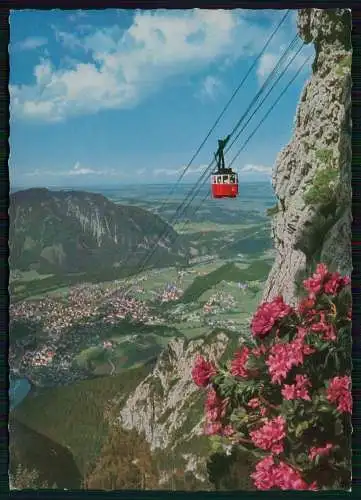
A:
<box><xmin>115</xmin><ymin>332</ymin><xmax>234</xmax><ymax>484</ymax></box>
<box><xmin>263</xmin><ymin>9</ymin><xmax>352</xmax><ymax>305</ymax></box>
<box><xmin>118</xmin><ymin>333</ymin><xmax>229</xmax><ymax>451</ymax></box>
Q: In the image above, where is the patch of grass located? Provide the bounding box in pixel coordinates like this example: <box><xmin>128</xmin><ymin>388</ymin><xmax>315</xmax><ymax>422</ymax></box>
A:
<box><xmin>74</xmin><ymin>346</ymin><xmax>108</xmax><ymax>369</ymax></box>
<box><xmin>303</xmin><ymin>167</ymin><xmax>339</xmax><ymax>206</ymax></box>
<box><xmin>181</xmin><ymin>261</ymin><xmax>271</xmax><ymax>304</ymax></box>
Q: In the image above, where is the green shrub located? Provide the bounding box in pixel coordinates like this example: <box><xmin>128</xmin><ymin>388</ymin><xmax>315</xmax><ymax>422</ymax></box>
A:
<box><xmin>315</xmin><ymin>148</ymin><xmax>333</xmax><ymax>166</ymax></box>
<box><xmin>336</xmin><ymin>54</ymin><xmax>352</xmax><ymax>76</ymax></box>
<box><xmin>266</xmin><ymin>204</ymin><xmax>279</xmax><ymax>217</ymax></box>
<box><xmin>303</xmin><ymin>167</ymin><xmax>339</xmax><ymax>206</ymax></box>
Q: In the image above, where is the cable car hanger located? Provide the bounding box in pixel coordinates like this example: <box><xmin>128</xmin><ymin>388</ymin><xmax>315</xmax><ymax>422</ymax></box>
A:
<box><xmin>211</xmin><ymin>134</ymin><xmax>239</xmax><ymax>198</ymax></box>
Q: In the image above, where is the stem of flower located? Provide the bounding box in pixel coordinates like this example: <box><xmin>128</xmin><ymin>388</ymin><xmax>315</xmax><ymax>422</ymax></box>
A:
<box><xmin>283</xmin><ymin>457</ymin><xmax>303</xmax><ymax>474</ymax></box>
<box><xmin>237</xmin><ymin>436</ymin><xmax>254</xmax><ymax>445</ymax></box>
<box><xmin>259</xmin><ymin>395</ymin><xmax>280</xmax><ymax>412</ymax></box>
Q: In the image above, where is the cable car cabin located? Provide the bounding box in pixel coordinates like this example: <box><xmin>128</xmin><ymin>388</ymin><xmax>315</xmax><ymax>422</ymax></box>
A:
<box><xmin>211</xmin><ymin>172</ymin><xmax>239</xmax><ymax>198</ymax></box>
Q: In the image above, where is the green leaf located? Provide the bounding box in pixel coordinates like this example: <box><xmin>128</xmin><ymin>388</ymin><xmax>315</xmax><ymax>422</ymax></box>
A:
<box><xmin>294</xmin><ymin>420</ymin><xmax>310</xmax><ymax>437</ymax></box>
<box><xmin>318</xmin><ymin>404</ymin><xmax>332</xmax><ymax>413</ymax></box>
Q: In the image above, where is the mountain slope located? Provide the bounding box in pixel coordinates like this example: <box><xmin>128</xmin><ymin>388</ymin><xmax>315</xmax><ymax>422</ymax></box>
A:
<box><xmin>12</xmin><ymin>365</ymin><xmax>152</xmax><ymax>477</ymax></box>
<box><xmin>9</xmin><ymin>417</ymin><xmax>82</xmax><ymax>489</ymax></box>
<box><xmin>9</xmin><ymin>188</ymin><xmax>187</xmax><ymax>275</ymax></box>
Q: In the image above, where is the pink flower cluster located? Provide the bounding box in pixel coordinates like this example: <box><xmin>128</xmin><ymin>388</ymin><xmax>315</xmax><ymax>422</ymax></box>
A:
<box><xmin>327</xmin><ymin>376</ymin><xmax>352</xmax><ymax>414</ymax></box>
<box><xmin>250</xmin><ymin>416</ymin><xmax>286</xmax><ymax>455</ymax></box>
<box><xmin>282</xmin><ymin>374</ymin><xmax>312</xmax><ymax>401</ymax></box>
<box><xmin>251</xmin><ymin>455</ymin><xmax>317</xmax><ymax>490</ymax></box>
<box><xmin>303</xmin><ymin>263</ymin><xmax>350</xmax><ymax>299</ymax></box>
<box><xmin>309</xmin><ymin>443</ymin><xmax>333</xmax><ymax>461</ymax></box>
<box><xmin>204</xmin><ymin>388</ymin><xmax>228</xmax><ymax>436</ymax></box>
<box><xmin>310</xmin><ymin>311</ymin><xmax>336</xmax><ymax>341</ymax></box>
<box><xmin>191</xmin><ymin>263</ymin><xmax>351</xmax><ymax>491</ymax></box>
<box><xmin>298</xmin><ymin>296</ymin><xmax>316</xmax><ymax>317</ymax></box>
<box><xmin>247</xmin><ymin>397</ymin><xmax>267</xmax><ymax>416</ymax></box>
<box><xmin>191</xmin><ymin>355</ymin><xmax>216</xmax><ymax>387</ymax></box>
<box><xmin>266</xmin><ymin>338</ymin><xmax>314</xmax><ymax>384</ymax></box>
<box><xmin>251</xmin><ymin>296</ymin><xmax>293</xmax><ymax>338</ymax></box>
<box><xmin>230</xmin><ymin>346</ymin><xmax>250</xmax><ymax>378</ymax></box>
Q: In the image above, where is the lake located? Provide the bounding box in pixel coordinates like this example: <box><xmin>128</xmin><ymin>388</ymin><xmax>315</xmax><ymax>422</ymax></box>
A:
<box><xmin>9</xmin><ymin>377</ymin><xmax>31</xmax><ymax>411</ymax></box>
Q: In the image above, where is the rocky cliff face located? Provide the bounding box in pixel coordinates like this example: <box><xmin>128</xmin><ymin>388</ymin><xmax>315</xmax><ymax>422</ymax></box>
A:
<box><xmin>116</xmin><ymin>332</ymin><xmax>234</xmax><ymax>484</ymax></box>
<box><xmin>263</xmin><ymin>8</ymin><xmax>352</xmax><ymax>305</ymax></box>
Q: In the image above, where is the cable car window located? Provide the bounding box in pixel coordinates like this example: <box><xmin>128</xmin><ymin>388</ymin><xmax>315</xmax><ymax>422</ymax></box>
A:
<box><xmin>217</xmin><ymin>176</ymin><xmax>222</xmax><ymax>183</ymax></box>
<box><xmin>230</xmin><ymin>175</ymin><xmax>236</xmax><ymax>183</ymax></box>
<box><xmin>223</xmin><ymin>175</ymin><xmax>229</xmax><ymax>183</ymax></box>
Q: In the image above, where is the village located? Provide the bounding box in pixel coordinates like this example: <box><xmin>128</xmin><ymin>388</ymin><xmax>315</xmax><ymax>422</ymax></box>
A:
<box><xmin>9</xmin><ymin>275</ymin><xmax>256</xmax><ymax>387</ymax></box>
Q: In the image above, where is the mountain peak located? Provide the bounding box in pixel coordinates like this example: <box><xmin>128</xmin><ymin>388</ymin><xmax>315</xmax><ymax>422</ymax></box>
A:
<box><xmin>10</xmin><ymin>188</ymin><xmax>188</xmax><ymax>276</ymax></box>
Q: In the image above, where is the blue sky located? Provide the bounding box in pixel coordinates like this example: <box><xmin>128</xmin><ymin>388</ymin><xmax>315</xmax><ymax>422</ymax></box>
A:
<box><xmin>9</xmin><ymin>9</ymin><xmax>314</xmax><ymax>188</ymax></box>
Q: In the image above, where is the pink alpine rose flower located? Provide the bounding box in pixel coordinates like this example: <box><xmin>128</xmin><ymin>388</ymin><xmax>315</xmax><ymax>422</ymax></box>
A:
<box><xmin>251</xmin><ymin>455</ymin><xmax>277</xmax><ymax>490</ymax></box>
<box><xmin>191</xmin><ymin>355</ymin><xmax>216</xmax><ymax>387</ymax></box>
<box><xmin>324</xmin><ymin>272</ymin><xmax>351</xmax><ymax>296</ymax></box>
<box><xmin>311</xmin><ymin>311</ymin><xmax>337</xmax><ymax>341</ymax></box>
<box><xmin>282</xmin><ymin>374</ymin><xmax>312</xmax><ymax>401</ymax></box>
<box><xmin>303</xmin><ymin>263</ymin><xmax>329</xmax><ymax>298</ymax></box>
<box><xmin>250</xmin><ymin>416</ymin><xmax>286</xmax><ymax>455</ymax></box>
<box><xmin>247</xmin><ymin>397</ymin><xmax>261</xmax><ymax>409</ymax></box>
<box><xmin>251</xmin><ymin>456</ymin><xmax>317</xmax><ymax>491</ymax></box>
<box><xmin>230</xmin><ymin>346</ymin><xmax>250</xmax><ymax>378</ymax></box>
<box><xmin>251</xmin><ymin>296</ymin><xmax>293</xmax><ymax>338</ymax></box>
<box><xmin>309</xmin><ymin>443</ymin><xmax>333</xmax><ymax>461</ymax></box>
<box><xmin>327</xmin><ymin>376</ymin><xmax>352</xmax><ymax>414</ymax></box>
<box><xmin>266</xmin><ymin>341</ymin><xmax>308</xmax><ymax>384</ymax></box>
<box><xmin>303</xmin><ymin>263</ymin><xmax>350</xmax><ymax>298</ymax></box>
<box><xmin>275</xmin><ymin>461</ymin><xmax>317</xmax><ymax>490</ymax></box>
<box><xmin>204</xmin><ymin>422</ymin><xmax>222</xmax><ymax>436</ymax></box>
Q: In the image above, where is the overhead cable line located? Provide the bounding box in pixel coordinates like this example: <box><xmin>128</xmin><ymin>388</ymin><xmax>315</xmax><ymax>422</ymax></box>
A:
<box><xmin>151</xmin><ymin>10</ymin><xmax>291</xmax><ymax>213</ymax></box>
<box><xmin>174</xmin><ymin>53</ymin><xmax>312</xmax><ymax>243</ymax></box>
<box><xmin>168</xmin><ymin>34</ymin><xmax>301</xmax><ymax>230</ymax></box>
<box><xmin>161</xmin><ymin>38</ymin><xmax>305</xmax><ymax>238</ymax></box>
<box><xmin>126</xmin><ymin>49</ymin><xmax>311</xmax><ymax>298</ymax></box>
<box><xmin>133</xmin><ymin>36</ymin><xmax>302</xmax><ymax>281</ymax></box>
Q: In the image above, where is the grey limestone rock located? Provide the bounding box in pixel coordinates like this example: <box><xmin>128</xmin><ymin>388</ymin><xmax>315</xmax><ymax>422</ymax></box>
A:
<box><xmin>263</xmin><ymin>8</ymin><xmax>352</xmax><ymax>305</ymax></box>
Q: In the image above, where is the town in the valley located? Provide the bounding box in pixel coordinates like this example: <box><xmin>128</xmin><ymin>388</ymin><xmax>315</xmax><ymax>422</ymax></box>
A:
<box><xmin>10</xmin><ymin>267</ymin><xmax>258</xmax><ymax>387</ymax></box>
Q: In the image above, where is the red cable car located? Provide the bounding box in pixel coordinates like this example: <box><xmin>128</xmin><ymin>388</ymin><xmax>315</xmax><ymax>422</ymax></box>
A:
<box><xmin>211</xmin><ymin>170</ymin><xmax>239</xmax><ymax>198</ymax></box>
<box><xmin>211</xmin><ymin>135</ymin><xmax>239</xmax><ymax>199</ymax></box>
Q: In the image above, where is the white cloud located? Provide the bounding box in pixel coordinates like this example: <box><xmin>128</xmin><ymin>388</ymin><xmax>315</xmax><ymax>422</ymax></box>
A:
<box><xmin>257</xmin><ymin>43</ymin><xmax>314</xmax><ymax>83</ymax></box>
<box><xmin>14</xmin><ymin>36</ymin><xmax>48</xmax><ymax>51</ymax></box>
<box><xmin>198</xmin><ymin>75</ymin><xmax>222</xmax><ymax>101</ymax></box>
<box><xmin>24</xmin><ymin>162</ymin><xmax>121</xmax><ymax>177</ymax></box>
<box><xmin>68</xmin><ymin>10</ymin><xmax>88</xmax><ymax>23</ymax></box>
<box><xmin>239</xmin><ymin>164</ymin><xmax>273</xmax><ymax>175</ymax></box>
<box><xmin>11</xmin><ymin>9</ymin><xmax>285</xmax><ymax>122</ymax></box>
<box><xmin>257</xmin><ymin>52</ymin><xmax>279</xmax><ymax>80</ymax></box>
